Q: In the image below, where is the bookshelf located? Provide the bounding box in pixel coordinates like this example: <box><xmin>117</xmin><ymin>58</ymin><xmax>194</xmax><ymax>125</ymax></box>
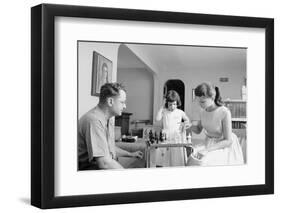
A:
<box><xmin>224</xmin><ymin>99</ymin><xmax>246</xmax><ymax>129</ymax></box>
<box><xmin>115</xmin><ymin>112</ymin><xmax>133</xmax><ymax>135</ymax></box>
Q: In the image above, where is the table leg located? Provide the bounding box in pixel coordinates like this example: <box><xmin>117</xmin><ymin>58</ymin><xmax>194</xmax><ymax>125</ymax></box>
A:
<box><xmin>146</xmin><ymin>147</ymin><xmax>150</xmax><ymax>168</ymax></box>
<box><xmin>183</xmin><ymin>147</ymin><xmax>187</xmax><ymax>166</ymax></box>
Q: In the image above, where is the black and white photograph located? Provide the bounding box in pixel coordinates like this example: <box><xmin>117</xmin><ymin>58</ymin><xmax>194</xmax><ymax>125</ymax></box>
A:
<box><xmin>30</xmin><ymin>3</ymin><xmax>274</xmax><ymax>209</ymax></box>
<box><xmin>2</xmin><ymin>0</ymin><xmax>280</xmax><ymax>211</ymax></box>
<box><xmin>78</xmin><ymin>41</ymin><xmax>247</xmax><ymax>170</ymax></box>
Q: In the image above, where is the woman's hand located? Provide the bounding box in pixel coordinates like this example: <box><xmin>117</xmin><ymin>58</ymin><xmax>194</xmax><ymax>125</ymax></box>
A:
<box><xmin>193</xmin><ymin>146</ymin><xmax>208</xmax><ymax>159</ymax></box>
<box><xmin>179</xmin><ymin>121</ymin><xmax>192</xmax><ymax>132</ymax></box>
<box><xmin>187</xmin><ymin>120</ymin><xmax>203</xmax><ymax>134</ymax></box>
<box><xmin>197</xmin><ymin>149</ymin><xmax>208</xmax><ymax>159</ymax></box>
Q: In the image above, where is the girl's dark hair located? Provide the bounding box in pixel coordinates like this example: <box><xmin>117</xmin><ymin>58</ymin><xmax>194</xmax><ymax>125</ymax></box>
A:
<box><xmin>194</xmin><ymin>82</ymin><xmax>224</xmax><ymax>106</ymax></box>
<box><xmin>165</xmin><ymin>90</ymin><xmax>181</xmax><ymax>108</ymax></box>
<box><xmin>99</xmin><ymin>83</ymin><xmax>126</xmax><ymax>104</ymax></box>
<box><xmin>214</xmin><ymin>86</ymin><xmax>224</xmax><ymax>106</ymax></box>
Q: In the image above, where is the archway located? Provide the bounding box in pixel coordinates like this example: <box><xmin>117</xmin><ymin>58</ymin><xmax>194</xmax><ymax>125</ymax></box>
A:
<box><xmin>163</xmin><ymin>80</ymin><xmax>185</xmax><ymax>111</ymax></box>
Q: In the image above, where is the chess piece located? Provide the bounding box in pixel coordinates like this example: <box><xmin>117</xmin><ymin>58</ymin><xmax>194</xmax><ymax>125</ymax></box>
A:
<box><xmin>149</xmin><ymin>129</ymin><xmax>155</xmax><ymax>144</ymax></box>
<box><xmin>159</xmin><ymin>130</ymin><xmax>164</xmax><ymax>142</ymax></box>
<box><xmin>155</xmin><ymin>132</ymin><xmax>159</xmax><ymax>144</ymax></box>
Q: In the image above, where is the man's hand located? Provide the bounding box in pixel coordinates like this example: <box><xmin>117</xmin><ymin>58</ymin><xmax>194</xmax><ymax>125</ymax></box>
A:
<box><xmin>130</xmin><ymin>151</ymin><xmax>143</xmax><ymax>159</ymax></box>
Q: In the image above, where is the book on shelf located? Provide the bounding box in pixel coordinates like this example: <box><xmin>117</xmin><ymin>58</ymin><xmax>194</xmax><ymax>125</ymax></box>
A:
<box><xmin>224</xmin><ymin>99</ymin><xmax>247</xmax><ymax>129</ymax></box>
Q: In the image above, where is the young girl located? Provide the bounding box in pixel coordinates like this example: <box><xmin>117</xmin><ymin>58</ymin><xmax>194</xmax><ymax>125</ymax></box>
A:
<box><xmin>188</xmin><ymin>82</ymin><xmax>244</xmax><ymax>166</ymax></box>
<box><xmin>155</xmin><ymin>90</ymin><xmax>190</xmax><ymax>167</ymax></box>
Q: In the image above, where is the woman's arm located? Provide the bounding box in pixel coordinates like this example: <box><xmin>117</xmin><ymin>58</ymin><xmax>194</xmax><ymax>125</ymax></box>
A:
<box><xmin>189</xmin><ymin>120</ymin><xmax>203</xmax><ymax>134</ymax></box>
<box><xmin>205</xmin><ymin>109</ymin><xmax>233</xmax><ymax>152</ymax></box>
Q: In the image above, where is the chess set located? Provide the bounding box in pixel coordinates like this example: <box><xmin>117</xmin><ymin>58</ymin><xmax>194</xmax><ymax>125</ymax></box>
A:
<box><xmin>144</xmin><ymin>129</ymin><xmax>195</xmax><ymax>167</ymax></box>
<box><xmin>147</xmin><ymin>129</ymin><xmax>192</xmax><ymax>145</ymax></box>
<box><xmin>145</xmin><ymin>129</ymin><xmax>194</xmax><ymax>159</ymax></box>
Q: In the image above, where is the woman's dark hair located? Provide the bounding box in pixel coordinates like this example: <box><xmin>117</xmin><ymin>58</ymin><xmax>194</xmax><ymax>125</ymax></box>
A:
<box><xmin>99</xmin><ymin>83</ymin><xmax>126</xmax><ymax>104</ymax></box>
<box><xmin>194</xmin><ymin>82</ymin><xmax>224</xmax><ymax>106</ymax></box>
<box><xmin>165</xmin><ymin>90</ymin><xmax>181</xmax><ymax>108</ymax></box>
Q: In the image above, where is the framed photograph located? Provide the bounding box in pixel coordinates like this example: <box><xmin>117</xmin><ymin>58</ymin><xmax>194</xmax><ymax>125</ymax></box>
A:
<box><xmin>31</xmin><ymin>3</ymin><xmax>274</xmax><ymax>209</ymax></box>
<box><xmin>91</xmin><ymin>51</ymin><xmax>113</xmax><ymax>96</ymax></box>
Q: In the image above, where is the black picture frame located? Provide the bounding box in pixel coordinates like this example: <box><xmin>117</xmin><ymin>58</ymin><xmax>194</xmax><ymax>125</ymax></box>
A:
<box><xmin>31</xmin><ymin>3</ymin><xmax>274</xmax><ymax>209</ymax></box>
<box><xmin>91</xmin><ymin>51</ymin><xmax>113</xmax><ymax>96</ymax></box>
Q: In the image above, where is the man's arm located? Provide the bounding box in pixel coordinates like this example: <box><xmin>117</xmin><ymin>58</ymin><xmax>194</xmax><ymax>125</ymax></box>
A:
<box><xmin>95</xmin><ymin>156</ymin><xmax>124</xmax><ymax>169</ymax></box>
<box><xmin>83</xmin><ymin>118</ymin><xmax>124</xmax><ymax>169</ymax></box>
<box><xmin>115</xmin><ymin>146</ymin><xmax>143</xmax><ymax>159</ymax></box>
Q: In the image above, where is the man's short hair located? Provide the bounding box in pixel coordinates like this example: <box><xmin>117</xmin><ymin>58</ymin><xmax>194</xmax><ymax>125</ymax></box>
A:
<box><xmin>99</xmin><ymin>83</ymin><xmax>126</xmax><ymax>103</ymax></box>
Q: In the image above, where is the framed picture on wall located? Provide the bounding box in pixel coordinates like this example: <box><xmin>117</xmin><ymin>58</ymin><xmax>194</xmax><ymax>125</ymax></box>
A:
<box><xmin>91</xmin><ymin>51</ymin><xmax>113</xmax><ymax>96</ymax></box>
<box><xmin>31</xmin><ymin>3</ymin><xmax>274</xmax><ymax>209</ymax></box>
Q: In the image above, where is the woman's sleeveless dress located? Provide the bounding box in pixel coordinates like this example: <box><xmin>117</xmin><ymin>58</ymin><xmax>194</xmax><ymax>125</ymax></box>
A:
<box><xmin>199</xmin><ymin>106</ymin><xmax>244</xmax><ymax>166</ymax></box>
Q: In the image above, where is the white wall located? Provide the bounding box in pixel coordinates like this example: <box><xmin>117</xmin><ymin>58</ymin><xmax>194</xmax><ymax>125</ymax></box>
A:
<box><xmin>2</xmin><ymin>1</ymin><xmax>280</xmax><ymax>213</ymax></box>
<box><xmin>128</xmin><ymin>47</ymin><xmax>246</xmax><ymax>121</ymax></box>
<box><xmin>117</xmin><ymin>68</ymin><xmax>154</xmax><ymax>123</ymax></box>
<box><xmin>126</xmin><ymin>44</ymin><xmax>160</xmax><ymax>74</ymax></box>
<box><xmin>154</xmin><ymin>65</ymin><xmax>246</xmax><ymax>120</ymax></box>
<box><xmin>78</xmin><ymin>42</ymin><xmax>120</xmax><ymax>117</ymax></box>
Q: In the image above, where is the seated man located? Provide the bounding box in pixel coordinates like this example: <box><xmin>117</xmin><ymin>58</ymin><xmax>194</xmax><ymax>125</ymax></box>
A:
<box><xmin>78</xmin><ymin>83</ymin><xmax>143</xmax><ymax>170</ymax></box>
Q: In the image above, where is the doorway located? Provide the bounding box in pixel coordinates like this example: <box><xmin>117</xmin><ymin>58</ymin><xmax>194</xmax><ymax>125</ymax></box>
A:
<box><xmin>163</xmin><ymin>80</ymin><xmax>185</xmax><ymax>111</ymax></box>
